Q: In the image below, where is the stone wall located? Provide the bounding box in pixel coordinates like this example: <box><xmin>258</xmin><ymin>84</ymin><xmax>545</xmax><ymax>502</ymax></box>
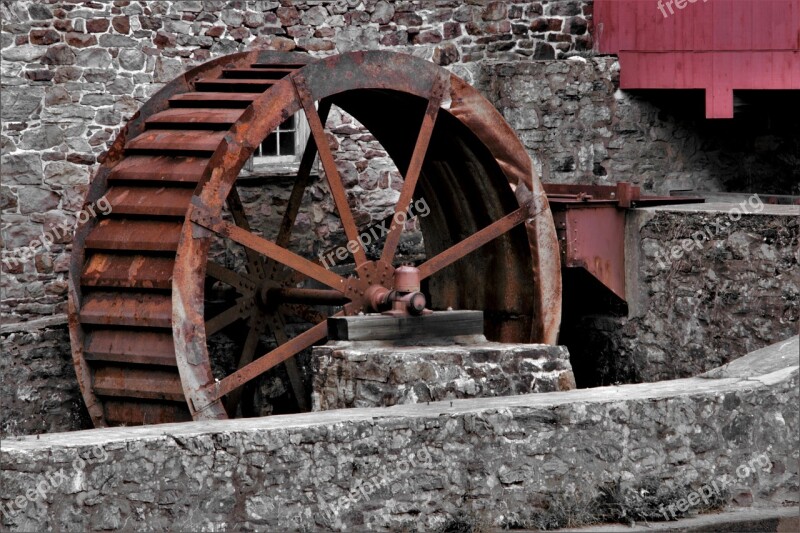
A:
<box><xmin>2</xmin><ymin>0</ymin><xmax>798</xmax><ymax>437</ymax></box>
<box><xmin>482</xmin><ymin>59</ymin><xmax>800</xmax><ymax>195</ymax></box>
<box><xmin>2</xmin><ymin>0</ymin><xmax>797</xmax><ymax>324</ymax></box>
<box><xmin>312</xmin><ymin>341</ymin><xmax>575</xmax><ymax>410</ymax></box>
<box><xmin>1</xmin><ymin>338</ymin><xmax>797</xmax><ymax>531</ymax></box>
<box><xmin>0</xmin><ymin>320</ymin><xmax>88</xmax><ymax>437</ymax></box>
<box><xmin>563</xmin><ymin>204</ymin><xmax>800</xmax><ymax>387</ymax></box>
<box><xmin>0</xmin><ymin>0</ymin><xmax>593</xmax><ymax>322</ymax></box>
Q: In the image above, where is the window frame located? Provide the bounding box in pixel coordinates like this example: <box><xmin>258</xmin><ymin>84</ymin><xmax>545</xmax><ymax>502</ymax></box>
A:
<box><xmin>244</xmin><ymin>111</ymin><xmax>310</xmax><ymax>174</ymax></box>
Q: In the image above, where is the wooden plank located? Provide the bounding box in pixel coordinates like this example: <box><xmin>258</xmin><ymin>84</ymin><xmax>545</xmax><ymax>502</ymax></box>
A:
<box><xmin>734</xmin><ymin>0</ymin><xmax>753</xmax><ymax>51</ymax></box>
<box><xmin>168</xmin><ymin>92</ymin><xmax>261</xmax><ymax>108</ymax></box>
<box><xmin>125</xmin><ymin>130</ymin><xmax>226</xmax><ymax>153</ymax></box>
<box><xmin>223</xmin><ymin>67</ymin><xmax>295</xmax><ymax>79</ymax></box>
<box><xmin>146</xmin><ymin>108</ymin><xmax>244</xmax><ymax>127</ymax></box>
<box><xmin>85</xmin><ymin>329</ymin><xmax>177</xmax><ymax>366</ymax></box>
<box><xmin>81</xmin><ymin>253</ymin><xmax>175</xmax><ymax>289</ymax></box>
<box><xmin>108</xmin><ymin>156</ymin><xmax>209</xmax><ymax>183</ymax></box>
<box><xmin>79</xmin><ymin>291</ymin><xmax>172</xmax><ymax>328</ymax></box>
<box><xmin>103</xmin><ymin>400</ymin><xmax>191</xmax><ymax>425</ymax></box>
<box><xmin>634</xmin><ymin>0</ymin><xmax>652</xmax><ymax>51</ymax></box>
<box><xmin>85</xmin><ymin>219</ymin><xmax>182</xmax><ymax>252</ymax></box>
<box><xmin>93</xmin><ymin>367</ymin><xmax>184</xmax><ymax>402</ymax></box>
<box><xmin>105</xmin><ymin>186</ymin><xmax>194</xmax><ymax>217</ymax></box>
<box><xmin>327</xmin><ymin>310</ymin><xmax>484</xmax><ymax>342</ymax></box>
<box><xmin>194</xmin><ymin>78</ymin><xmax>276</xmax><ymax>92</ymax></box>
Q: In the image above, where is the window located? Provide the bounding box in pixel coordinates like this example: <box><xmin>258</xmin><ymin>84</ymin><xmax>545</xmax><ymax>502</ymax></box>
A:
<box><xmin>245</xmin><ymin>112</ymin><xmax>309</xmax><ymax>173</ymax></box>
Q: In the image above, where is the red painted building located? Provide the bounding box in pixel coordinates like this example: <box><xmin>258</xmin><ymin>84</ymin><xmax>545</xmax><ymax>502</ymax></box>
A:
<box><xmin>594</xmin><ymin>0</ymin><xmax>800</xmax><ymax>118</ymax></box>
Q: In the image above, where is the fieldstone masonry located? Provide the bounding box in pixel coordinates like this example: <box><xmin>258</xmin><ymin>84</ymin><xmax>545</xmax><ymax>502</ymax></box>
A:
<box><xmin>481</xmin><ymin>59</ymin><xmax>800</xmax><ymax>194</ymax></box>
<box><xmin>1</xmin><ymin>1</ymin><xmax>797</xmax><ymax>437</ymax></box>
<box><xmin>0</xmin><ymin>320</ymin><xmax>89</xmax><ymax>437</ymax></box>
<box><xmin>1</xmin><ymin>337</ymin><xmax>797</xmax><ymax>531</ymax></box>
<box><xmin>311</xmin><ymin>341</ymin><xmax>576</xmax><ymax>410</ymax></box>
<box><xmin>1</xmin><ymin>0</ymin><xmax>597</xmax><ymax>322</ymax></box>
<box><xmin>564</xmin><ymin>204</ymin><xmax>800</xmax><ymax>387</ymax></box>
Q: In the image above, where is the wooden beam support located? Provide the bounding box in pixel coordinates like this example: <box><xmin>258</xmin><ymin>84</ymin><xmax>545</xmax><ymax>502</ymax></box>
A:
<box><xmin>327</xmin><ymin>310</ymin><xmax>484</xmax><ymax>342</ymax></box>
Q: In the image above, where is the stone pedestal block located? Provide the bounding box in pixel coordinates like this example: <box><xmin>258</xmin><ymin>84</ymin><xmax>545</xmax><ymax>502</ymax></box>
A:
<box><xmin>311</xmin><ymin>340</ymin><xmax>575</xmax><ymax>410</ymax></box>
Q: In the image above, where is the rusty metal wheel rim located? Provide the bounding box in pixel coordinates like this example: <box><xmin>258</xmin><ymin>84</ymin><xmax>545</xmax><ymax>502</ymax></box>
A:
<box><xmin>68</xmin><ymin>50</ymin><xmax>561</xmax><ymax>427</ymax></box>
<box><xmin>175</xmin><ymin>51</ymin><xmax>561</xmax><ymax>420</ymax></box>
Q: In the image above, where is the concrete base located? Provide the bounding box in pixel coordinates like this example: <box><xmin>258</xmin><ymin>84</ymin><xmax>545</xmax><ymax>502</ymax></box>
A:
<box><xmin>311</xmin><ymin>340</ymin><xmax>576</xmax><ymax>411</ymax></box>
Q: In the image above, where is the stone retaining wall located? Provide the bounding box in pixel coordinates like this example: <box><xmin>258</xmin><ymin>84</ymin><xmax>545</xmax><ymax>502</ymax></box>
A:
<box><xmin>563</xmin><ymin>204</ymin><xmax>800</xmax><ymax>387</ymax></box>
<box><xmin>1</xmin><ymin>337</ymin><xmax>797</xmax><ymax>531</ymax></box>
<box><xmin>481</xmin><ymin>59</ymin><xmax>800</xmax><ymax>194</ymax></box>
<box><xmin>311</xmin><ymin>341</ymin><xmax>575</xmax><ymax>410</ymax></box>
<box><xmin>0</xmin><ymin>321</ymin><xmax>88</xmax><ymax>438</ymax></box>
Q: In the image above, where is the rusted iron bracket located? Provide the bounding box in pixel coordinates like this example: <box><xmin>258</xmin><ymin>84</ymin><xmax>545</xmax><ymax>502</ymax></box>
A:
<box><xmin>545</xmin><ymin>182</ymin><xmax>703</xmax><ymax>301</ymax></box>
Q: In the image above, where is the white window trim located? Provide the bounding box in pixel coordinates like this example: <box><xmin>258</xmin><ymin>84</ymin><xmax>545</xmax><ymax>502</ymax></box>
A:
<box><xmin>243</xmin><ymin>111</ymin><xmax>310</xmax><ymax>175</ymax></box>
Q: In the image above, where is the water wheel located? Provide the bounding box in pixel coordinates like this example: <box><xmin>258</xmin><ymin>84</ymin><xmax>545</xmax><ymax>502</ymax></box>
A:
<box><xmin>67</xmin><ymin>50</ymin><xmax>562</xmax><ymax>426</ymax></box>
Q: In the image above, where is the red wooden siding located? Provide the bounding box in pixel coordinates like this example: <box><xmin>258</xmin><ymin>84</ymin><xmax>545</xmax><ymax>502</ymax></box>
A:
<box><xmin>594</xmin><ymin>0</ymin><xmax>800</xmax><ymax>118</ymax></box>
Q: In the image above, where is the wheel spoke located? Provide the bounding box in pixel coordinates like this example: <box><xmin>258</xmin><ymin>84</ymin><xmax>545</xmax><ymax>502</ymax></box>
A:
<box><xmin>381</xmin><ymin>75</ymin><xmax>445</xmax><ymax>263</ymax></box>
<box><xmin>206</xmin><ymin>261</ymin><xmax>256</xmax><ymax>294</ymax></box>
<box><xmin>207</xmin><ymin>316</ymin><xmax>334</xmax><ymax>401</ymax></box>
<box><xmin>293</xmin><ymin>74</ymin><xmax>367</xmax><ymax>266</ymax></box>
<box><xmin>266</xmin><ymin>312</ymin><xmax>308</xmax><ymax>411</ymax></box>
<box><xmin>192</xmin><ymin>206</ymin><xmax>349</xmax><ymax>293</ymax></box>
<box><xmin>264</xmin><ymin>99</ymin><xmax>333</xmax><ymax>279</ymax></box>
<box><xmin>226</xmin><ymin>186</ymin><xmax>266</xmax><ymax>279</ymax></box>
<box><xmin>224</xmin><ymin>314</ymin><xmax>264</xmax><ymax>416</ymax></box>
<box><xmin>205</xmin><ymin>297</ymin><xmax>251</xmax><ymax>337</ymax></box>
<box><xmin>417</xmin><ymin>202</ymin><xmax>541</xmax><ymax>281</ymax></box>
<box><xmin>276</xmin><ymin>99</ymin><xmax>332</xmax><ymax>249</ymax></box>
